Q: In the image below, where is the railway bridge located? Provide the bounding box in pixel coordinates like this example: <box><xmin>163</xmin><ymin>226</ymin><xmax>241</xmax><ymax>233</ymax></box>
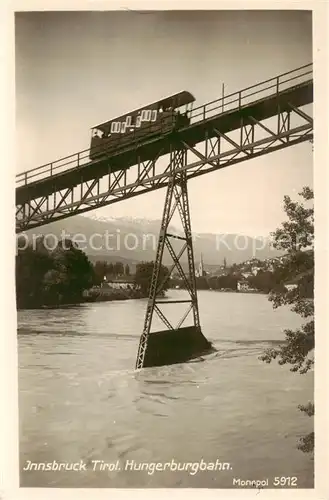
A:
<box><xmin>16</xmin><ymin>63</ymin><xmax>313</xmax><ymax>369</ymax></box>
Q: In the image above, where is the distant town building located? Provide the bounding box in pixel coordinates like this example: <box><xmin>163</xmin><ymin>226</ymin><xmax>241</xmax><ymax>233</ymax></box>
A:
<box><xmin>103</xmin><ymin>277</ymin><xmax>135</xmax><ymax>290</ymax></box>
<box><xmin>237</xmin><ymin>280</ymin><xmax>250</xmax><ymax>292</ymax></box>
<box><xmin>285</xmin><ymin>284</ymin><xmax>298</xmax><ymax>291</ymax></box>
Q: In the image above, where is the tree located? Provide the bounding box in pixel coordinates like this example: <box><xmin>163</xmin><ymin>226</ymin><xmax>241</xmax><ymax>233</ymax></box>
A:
<box><xmin>134</xmin><ymin>261</ymin><xmax>170</xmax><ymax>296</ymax></box>
<box><xmin>247</xmin><ymin>269</ymin><xmax>282</xmax><ymax>293</ymax></box>
<box><xmin>114</xmin><ymin>261</ymin><xmax>124</xmax><ymax>276</ymax></box>
<box><xmin>196</xmin><ymin>276</ymin><xmax>209</xmax><ymax>290</ymax></box>
<box><xmin>218</xmin><ymin>273</ymin><xmax>239</xmax><ymax>290</ymax></box>
<box><xmin>44</xmin><ymin>239</ymin><xmax>94</xmax><ymax>305</ymax></box>
<box><xmin>16</xmin><ymin>237</ymin><xmax>95</xmax><ymax>308</ymax></box>
<box><xmin>208</xmin><ymin>276</ymin><xmax>219</xmax><ymax>289</ymax></box>
<box><xmin>228</xmin><ymin>263</ymin><xmax>240</xmax><ymax>275</ymax></box>
<box><xmin>16</xmin><ymin>236</ymin><xmax>53</xmax><ymax>309</ymax></box>
<box><xmin>93</xmin><ymin>260</ymin><xmax>108</xmax><ymax>285</ymax></box>
<box><xmin>259</xmin><ymin>187</ymin><xmax>314</xmax><ymax>453</ymax></box>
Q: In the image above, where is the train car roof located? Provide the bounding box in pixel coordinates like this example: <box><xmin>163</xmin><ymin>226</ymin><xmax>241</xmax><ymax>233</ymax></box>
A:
<box><xmin>92</xmin><ymin>90</ymin><xmax>195</xmax><ymax>131</ymax></box>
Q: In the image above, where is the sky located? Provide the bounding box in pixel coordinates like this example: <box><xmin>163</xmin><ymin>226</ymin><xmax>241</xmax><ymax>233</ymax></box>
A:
<box><xmin>15</xmin><ymin>10</ymin><xmax>313</xmax><ymax>236</ymax></box>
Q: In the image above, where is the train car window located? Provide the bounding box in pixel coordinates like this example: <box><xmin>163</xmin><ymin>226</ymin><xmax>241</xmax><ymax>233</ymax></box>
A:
<box><xmin>125</xmin><ymin>116</ymin><xmax>132</xmax><ymax>127</ymax></box>
<box><xmin>121</xmin><ymin>122</ymin><xmax>126</xmax><ymax>133</ymax></box>
<box><xmin>111</xmin><ymin>122</ymin><xmax>121</xmax><ymax>133</ymax></box>
<box><xmin>141</xmin><ymin>109</ymin><xmax>152</xmax><ymax>122</ymax></box>
<box><xmin>151</xmin><ymin>110</ymin><xmax>157</xmax><ymax>122</ymax></box>
<box><xmin>136</xmin><ymin>116</ymin><xmax>141</xmax><ymax>128</ymax></box>
<box><xmin>128</xmin><ymin>115</ymin><xmax>135</xmax><ymax>131</ymax></box>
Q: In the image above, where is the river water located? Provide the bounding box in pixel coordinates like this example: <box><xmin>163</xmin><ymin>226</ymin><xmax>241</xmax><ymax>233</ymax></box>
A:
<box><xmin>18</xmin><ymin>290</ymin><xmax>314</xmax><ymax>489</ymax></box>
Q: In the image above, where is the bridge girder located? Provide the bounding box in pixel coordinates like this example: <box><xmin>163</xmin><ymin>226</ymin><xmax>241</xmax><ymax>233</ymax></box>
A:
<box><xmin>16</xmin><ymin>101</ymin><xmax>313</xmax><ymax>233</ymax></box>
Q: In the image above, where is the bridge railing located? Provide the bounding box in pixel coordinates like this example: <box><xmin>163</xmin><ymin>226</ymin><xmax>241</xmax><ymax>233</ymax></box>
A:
<box><xmin>15</xmin><ymin>147</ymin><xmax>96</xmax><ymax>187</ymax></box>
<box><xmin>16</xmin><ymin>63</ymin><xmax>313</xmax><ymax>188</ymax></box>
<box><xmin>188</xmin><ymin>62</ymin><xmax>313</xmax><ymax>123</ymax></box>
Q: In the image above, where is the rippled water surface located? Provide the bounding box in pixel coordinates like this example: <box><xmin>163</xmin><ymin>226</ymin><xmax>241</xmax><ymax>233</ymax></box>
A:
<box><xmin>18</xmin><ymin>290</ymin><xmax>313</xmax><ymax>488</ymax></box>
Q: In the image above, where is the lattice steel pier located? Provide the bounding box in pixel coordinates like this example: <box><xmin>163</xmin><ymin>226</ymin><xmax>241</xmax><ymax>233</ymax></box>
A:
<box><xmin>135</xmin><ymin>148</ymin><xmax>212</xmax><ymax>370</ymax></box>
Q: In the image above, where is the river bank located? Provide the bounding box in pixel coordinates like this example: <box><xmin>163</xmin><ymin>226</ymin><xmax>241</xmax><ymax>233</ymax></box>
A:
<box><xmin>83</xmin><ymin>286</ymin><xmax>144</xmax><ymax>302</ymax></box>
<box><xmin>17</xmin><ymin>286</ymin><xmax>265</xmax><ymax>310</ymax></box>
<box><xmin>16</xmin><ymin>287</ymin><xmax>145</xmax><ymax>310</ymax></box>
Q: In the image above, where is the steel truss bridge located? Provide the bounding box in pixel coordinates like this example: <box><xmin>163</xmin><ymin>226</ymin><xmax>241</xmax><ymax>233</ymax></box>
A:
<box><xmin>16</xmin><ymin>63</ymin><xmax>313</xmax><ymax>233</ymax></box>
<box><xmin>16</xmin><ymin>63</ymin><xmax>313</xmax><ymax>369</ymax></box>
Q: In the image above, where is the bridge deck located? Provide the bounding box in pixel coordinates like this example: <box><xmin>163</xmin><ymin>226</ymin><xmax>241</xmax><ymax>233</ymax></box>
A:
<box><xmin>16</xmin><ymin>64</ymin><xmax>313</xmax><ymax>206</ymax></box>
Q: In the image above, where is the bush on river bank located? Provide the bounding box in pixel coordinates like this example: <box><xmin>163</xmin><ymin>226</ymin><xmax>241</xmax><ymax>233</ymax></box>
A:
<box><xmin>16</xmin><ymin>237</ymin><xmax>95</xmax><ymax>309</ymax></box>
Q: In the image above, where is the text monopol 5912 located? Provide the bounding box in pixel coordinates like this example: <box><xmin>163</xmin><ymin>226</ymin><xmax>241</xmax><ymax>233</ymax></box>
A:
<box><xmin>233</xmin><ymin>477</ymin><xmax>298</xmax><ymax>487</ymax></box>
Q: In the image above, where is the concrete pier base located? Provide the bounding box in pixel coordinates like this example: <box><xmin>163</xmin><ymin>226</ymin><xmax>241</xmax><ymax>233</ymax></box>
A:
<box><xmin>142</xmin><ymin>326</ymin><xmax>215</xmax><ymax>368</ymax></box>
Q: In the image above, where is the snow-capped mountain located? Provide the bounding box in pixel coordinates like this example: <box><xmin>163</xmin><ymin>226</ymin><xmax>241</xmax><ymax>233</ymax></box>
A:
<box><xmin>24</xmin><ymin>214</ymin><xmax>281</xmax><ymax>267</ymax></box>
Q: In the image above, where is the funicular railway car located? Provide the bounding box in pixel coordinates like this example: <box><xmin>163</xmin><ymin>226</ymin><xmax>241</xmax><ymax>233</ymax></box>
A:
<box><xmin>89</xmin><ymin>91</ymin><xmax>195</xmax><ymax>161</ymax></box>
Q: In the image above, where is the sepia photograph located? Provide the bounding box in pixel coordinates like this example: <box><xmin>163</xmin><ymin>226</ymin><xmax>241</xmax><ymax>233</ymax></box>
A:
<box><xmin>10</xmin><ymin>6</ymin><xmax>321</xmax><ymax>492</ymax></box>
